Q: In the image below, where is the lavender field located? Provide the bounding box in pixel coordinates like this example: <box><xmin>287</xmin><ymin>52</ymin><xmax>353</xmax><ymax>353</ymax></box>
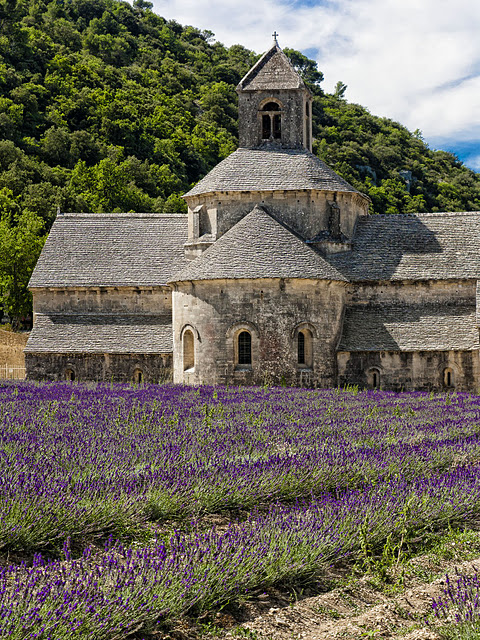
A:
<box><xmin>1</xmin><ymin>381</ymin><xmax>480</xmax><ymax>638</ymax></box>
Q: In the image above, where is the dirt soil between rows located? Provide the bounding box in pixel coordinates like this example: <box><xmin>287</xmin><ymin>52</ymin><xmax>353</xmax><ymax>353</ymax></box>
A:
<box><xmin>158</xmin><ymin>529</ymin><xmax>480</xmax><ymax>640</ymax></box>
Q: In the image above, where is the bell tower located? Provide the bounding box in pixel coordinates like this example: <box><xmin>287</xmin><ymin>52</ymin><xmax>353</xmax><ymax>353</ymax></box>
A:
<box><xmin>236</xmin><ymin>37</ymin><xmax>313</xmax><ymax>150</ymax></box>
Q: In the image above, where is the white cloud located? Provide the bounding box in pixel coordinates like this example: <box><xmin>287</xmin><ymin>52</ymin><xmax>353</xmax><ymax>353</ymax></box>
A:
<box><xmin>468</xmin><ymin>155</ymin><xmax>480</xmax><ymax>171</ymax></box>
<box><xmin>135</xmin><ymin>0</ymin><xmax>480</xmax><ymax>151</ymax></box>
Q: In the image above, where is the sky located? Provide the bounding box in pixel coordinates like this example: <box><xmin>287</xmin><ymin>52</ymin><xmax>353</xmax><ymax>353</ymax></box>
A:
<box><xmin>137</xmin><ymin>0</ymin><xmax>480</xmax><ymax>172</ymax></box>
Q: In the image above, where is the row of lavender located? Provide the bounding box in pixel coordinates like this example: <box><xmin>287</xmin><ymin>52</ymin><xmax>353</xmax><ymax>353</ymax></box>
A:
<box><xmin>3</xmin><ymin>462</ymin><xmax>480</xmax><ymax>638</ymax></box>
<box><xmin>2</xmin><ymin>382</ymin><xmax>480</xmax><ymax>550</ymax></box>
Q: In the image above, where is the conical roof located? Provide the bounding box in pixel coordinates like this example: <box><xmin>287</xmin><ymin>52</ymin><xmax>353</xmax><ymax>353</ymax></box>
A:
<box><xmin>237</xmin><ymin>43</ymin><xmax>307</xmax><ymax>92</ymax></box>
<box><xmin>170</xmin><ymin>206</ymin><xmax>347</xmax><ymax>283</ymax></box>
<box><xmin>184</xmin><ymin>147</ymin><xmax>363</xmax><ymax>198</ymax></box>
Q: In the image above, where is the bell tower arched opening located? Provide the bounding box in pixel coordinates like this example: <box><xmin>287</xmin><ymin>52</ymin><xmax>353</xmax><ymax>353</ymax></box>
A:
<box><xmin>261</xmin><ymin>101</ymin><xmax>282</xmax><ymax>141</ymax></box>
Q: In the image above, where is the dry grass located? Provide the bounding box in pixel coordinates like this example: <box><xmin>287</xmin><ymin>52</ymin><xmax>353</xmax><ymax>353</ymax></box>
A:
<box><xmin>0</xmin><ymin>329</ymin><xmax>28</xmax><ymax>367</ymax></box>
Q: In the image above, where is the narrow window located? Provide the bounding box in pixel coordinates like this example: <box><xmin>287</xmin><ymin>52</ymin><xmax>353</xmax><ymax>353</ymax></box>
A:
<box><xmin>262</xmin><ymin>114</ymin><xmax>271</xmax><ymax>139</ymax></box>
<box><xmin>297</xmin><ymin>331</ymin><xmax>306</xmax><ymax>365</ymax></box>
<box><xmin>65</xmin><ymin>368</ymin><xmax>75</xmax><ymax>381</ymax></box>
<box><xmin>444</xmin><ymin>367</ymin><xmax>454</xmax><ymax>388</ymax></box>
<box><xmin>369</xmin><ymin>368</ymin><xmax>380</xmax><ymax>389</ymax></box>
<box><xmin>238</xmin><ymin>331</ymin><xmax>252</xmax><ymax>365</ymax></box>
<box><xmin>133</xmin><ymin>368</ymin><xmax>143</xmax><ymax>384</ymax></box>
<box><xmin>305</xmin><ymin>101</ymin><xmax>311</xmax><ymax>149</ymax></box>
<box><xmin>273</xmin><ymin>114</ymin><xmax>281</xmax><ymax>139</ymax></box>
<box><xmin>296</xmin><ymin>328</ymin><xmax>313</xmax><ymax>368</ymax></box>
<box><xmin>183</xmin><ymin>330</ymin><xmax>195</xmax><ymax>371</ymax></box>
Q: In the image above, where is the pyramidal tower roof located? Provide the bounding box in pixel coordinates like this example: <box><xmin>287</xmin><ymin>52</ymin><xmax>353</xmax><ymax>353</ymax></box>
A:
<box><xmin>171</xmin><ymin>206</ymin><xmax>347</xmax><ymax>283</ymax></box>
<box><xmin>237</xmin><ymin>42</ymin><xmax>308</xmax><ymax>92</ymax></box>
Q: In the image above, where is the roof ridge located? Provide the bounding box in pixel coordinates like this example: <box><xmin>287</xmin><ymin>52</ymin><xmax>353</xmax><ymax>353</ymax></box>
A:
<box><xmin>60</xmin><ymin>213</ymin><xmax>187</xmax><ymax>219</ymax></box>
<box><xmin>362</xmin><ymin>211</ymin><xmax>480</xmax><ymax>219</ymax></box>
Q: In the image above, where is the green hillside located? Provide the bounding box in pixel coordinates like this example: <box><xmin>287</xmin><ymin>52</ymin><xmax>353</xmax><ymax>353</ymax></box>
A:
<box><xmin>0</xmin><ymin>0</ymin><xmax>480</xmax><ymax>322</ymax></box>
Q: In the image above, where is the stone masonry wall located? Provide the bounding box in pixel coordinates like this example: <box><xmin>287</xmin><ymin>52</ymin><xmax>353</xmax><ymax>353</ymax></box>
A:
<box><xmin>172</xmin><ymin>278</ymin><xmax>346</xmax><ymax>387</ymax></box>
<box><xmin>25</xmin><ymin>352</ymin><xmax>172</xmax><ymax>383</ymax></box>
<box><xmin>337</xmin><ymin>350</ymin><xmax>480</xmax><ymax>393</ymax></box>
<box><xmin>32</xmin><ymin>286</ymin><xmax>172</xmax><ymax>315</ymax></box>
<box><xmin>338</xmin><ymin>280</ymin><xmax>480</xmax><ymax>392</ymax></box>
<box><xmin>186</xmin><ymin>189</ymin><xmax>366</xmax><ymax>246</ymax></box>
<box><xmin>347</xmin><ymin>280</ymin><xmax>476</xmax><ymax>306</ymax></box>
<box><xmin>238</xmin><ymin>89</ymin><xmax>309</xmax><ymax>149</ymax></box>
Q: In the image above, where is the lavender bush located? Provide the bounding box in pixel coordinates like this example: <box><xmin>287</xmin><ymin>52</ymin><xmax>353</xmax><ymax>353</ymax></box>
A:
<box><xmin>432</xmin><ymin>569</ymin><xmax>480</xmax><ymax>638</ymax></box>
<box><xmin>2</xmin><ymin>381</ymin><xmax>480</xmax><ymax>638</ymax></box>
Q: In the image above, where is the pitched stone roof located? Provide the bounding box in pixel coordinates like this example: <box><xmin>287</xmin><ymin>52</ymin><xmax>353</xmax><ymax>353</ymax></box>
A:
<box><xmin>29</xmin><ymin>213</ymin><xmax>188</xmax><ymax>288</ymax></box>
<box><xmin>171</xmin><ymin>206</ymin><xmax>347</xmax><ymax>282</ymax></box>
<box><xmin>330</xmin><ymin>212</ymin><xmax>480</xmax><ymax>281</ymax></box>
<box><xmin>24</xmin><ymin>314</ymin><xmax>172</xmax><ymax>353</ymax></box>
<box><xmin>237</xmin><ymin>44</ymin><xmax>307</xmax><ymax>92</ymax></box>
<box><xmin>184</xmin><ymin>148</ymin><xmax>361</xmax><ymax>197</ymax></box>
<box><xmin>338</xmin><ymin>303</ymin><xmax>479</xmax><ymax>352</ymax></box>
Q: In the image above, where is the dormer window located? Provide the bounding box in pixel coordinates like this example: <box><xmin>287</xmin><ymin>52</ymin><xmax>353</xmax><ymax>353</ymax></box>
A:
<box><xmin>261</xmin><ymin>101</ymin><xmax>282</xmax><ymax>140</ymax></box>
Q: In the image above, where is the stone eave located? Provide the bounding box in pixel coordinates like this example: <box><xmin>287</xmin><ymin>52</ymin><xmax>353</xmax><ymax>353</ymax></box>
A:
<box><xmin>170</xmin><ymin>275</ymin><xmax>347</xmax><ymax>285</ymax></box>
<box><xmin>183</xmin><ymin>187</ymin><xmax>370</xmax><ymax>202</ymax></box>
<box><xmin>29</xmin><ymin>285</ymin><xmax>173</xmax><ymax>292</ymax></box>
<box><xmin>24</xmin><ymin>349</ymin><xmax>173</xmax><ymax>355</ymax></box>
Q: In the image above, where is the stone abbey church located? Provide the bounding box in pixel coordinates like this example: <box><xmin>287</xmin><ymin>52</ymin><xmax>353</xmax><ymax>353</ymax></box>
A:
<box><xmin>25</xmin><ymin>42</ymin><xmax>480</xmax><ymax>392</ymax></box>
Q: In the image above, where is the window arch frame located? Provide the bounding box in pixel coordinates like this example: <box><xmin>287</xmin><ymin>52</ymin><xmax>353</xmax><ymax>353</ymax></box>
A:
<box><xmin>133</xmin><ymin>368</ymin><xmax>144</xmax><ymax>384</ymax></box>
<box><xmin>180</xmin><ymin>325</ymin><xmax>200</xmax><ymax>373</ymax></box>
<box><xmin>367</xmin><ymin>367</ymin><xmax>381</xmax><ymax>390</ymax></box>
<box><xmin>443</xmin><ymin>367</ymin><xmax>455</xmax><ymax>389</ymax></box>
<box><xmin>182</xmin><ymin>328</ymin><xmax>195</xmax><ymax>372</ymax></box>
<box><xmin>227</xmin><ymin>321</ymin><xmax>259</xmax><ymax>372</ymax></box>
<box><xmin>65</xmin><ymin>367</ymin><xmax>75</xmax><ymax>382</ymax></box>
<box><xmin>291</xmin><ymin>322</ymin><xmax>317</xmax><ymax>370</ymax></box>
<box><xmin>258</xmin><ymin>98</ymin><xmax>283</xmax><ymax>141</ymax></box>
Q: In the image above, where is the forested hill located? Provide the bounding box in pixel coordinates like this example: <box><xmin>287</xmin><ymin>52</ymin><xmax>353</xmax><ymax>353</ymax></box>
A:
<box><xmin>1</xmin><ymin>0</ymin><xmax>480</xmax><ymax>322</ymax></box>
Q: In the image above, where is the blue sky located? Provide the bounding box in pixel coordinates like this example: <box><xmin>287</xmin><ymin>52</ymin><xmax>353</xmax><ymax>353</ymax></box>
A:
<box><xmin>137</xmin><ymin>0</ymin><xmax>480</xmax><ymax>172</ymax></box>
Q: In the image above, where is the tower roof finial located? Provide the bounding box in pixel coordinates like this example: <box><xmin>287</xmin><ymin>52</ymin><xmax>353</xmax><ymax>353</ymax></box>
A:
<box><xmin>272</xmin><ymin>30</ymin><xmax>279</xmax><ymax>45</ymax></box>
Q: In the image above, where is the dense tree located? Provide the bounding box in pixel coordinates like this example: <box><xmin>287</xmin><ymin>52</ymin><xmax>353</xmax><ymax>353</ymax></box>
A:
<box><xmin>0</xmin><ymin>196</ymin><xmax>45</xmax><ymax>327</ymax></box>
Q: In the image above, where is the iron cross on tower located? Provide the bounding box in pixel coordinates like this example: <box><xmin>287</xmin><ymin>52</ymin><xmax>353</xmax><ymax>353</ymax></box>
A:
<box><xmin>272</xmin><ymin>31</ymin><xmax>279</xmax><ymax>44</ymax></box>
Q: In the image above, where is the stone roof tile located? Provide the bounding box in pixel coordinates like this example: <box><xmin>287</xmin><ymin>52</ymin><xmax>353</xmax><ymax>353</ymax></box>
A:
<box><xmin>338</xmin><ymin>303</ymin><xmax>479</xmax><ymax>351</ymax></box>
<box><xmin>171</xmin><ymin>206</ymin><xmax>347</xmax><ymax>282</ymax></box>
<box><xmin>331</xmin><ymin>212</ymin><xmax>480</xmax><ymax>281</ymax></box>
<box><xmin>237</xmin><ymin>44</ymin><xmax>307</xmax><ymax>92</ymax></box>
<box><xmin>29</xmin><ymin>213</ymin><xmax>188</xmax><ymax>288</ymax></box>
<box><xmin>24</xmin><ymin>314</ymin><xmax>172</xmax><ymax>353</ymax></box>
<box><xmin>185</xmin><ymin>147</ymin><xmax>361</xmax><ymax>197</ymax></box>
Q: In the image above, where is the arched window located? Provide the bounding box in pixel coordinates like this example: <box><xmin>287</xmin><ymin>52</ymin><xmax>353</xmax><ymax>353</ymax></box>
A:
<box><xmin>183</xmin><ymin>329</ymin><xmax>195</xmax><ymax>371</ymax></box>
<box><xmin>444</xmin><ymin>367</ymin><xmax>454</xmax><ymax>388</ymax></box>
<box><xmin>133</xmin><ymin>368</ymin><xmax>144</xmax><ymax>384</ymax></box>
<box><xmin>65</xmin><ymin>368</ymin><xmax>75</xmax><ymax>381</ymax></box>
<box><xmin>238</xmin><ymin>331</ymin><xmax>252</xmax><ymax>365</ymax></box>
<box><xmin>368</xmin><ymin>367</ymin><xmax>381</xmax><ymax>389</ymax></box>
<box><xmin>261</xmin><ymin>100</ymin><xmax>282</xmax><ymax>140</ymax></box>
